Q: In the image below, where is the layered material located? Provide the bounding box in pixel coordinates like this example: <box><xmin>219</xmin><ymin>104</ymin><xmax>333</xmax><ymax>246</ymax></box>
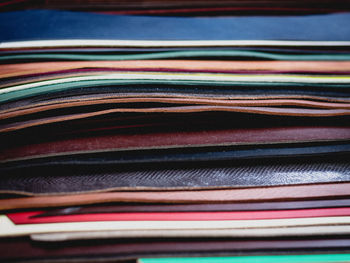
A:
<box><xmin>1</xmin><ymin>7</ymin><xmax>350</xmax><ymax>263</ymax></box>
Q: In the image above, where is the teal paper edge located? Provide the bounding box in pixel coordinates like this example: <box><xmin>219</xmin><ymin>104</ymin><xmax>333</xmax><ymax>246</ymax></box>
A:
<box><xmin>1</xmin><ymin>79</ymin><xmax>349</xmax><ymax>104</ymax></box>
<box><xmin>139</xmin><ymin>253</ymin><xmax>350</xmax><ymax>263</ymax></box>
<box><xmin>1</xmin><ymin>50</ymin><xmax>350</xmax><ymax>61</ymax></box>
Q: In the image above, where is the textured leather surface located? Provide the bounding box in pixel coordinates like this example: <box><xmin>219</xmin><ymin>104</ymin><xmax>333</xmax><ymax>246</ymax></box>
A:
<box><xmin>1</xmin><ymin>143</ymin><xmax>349</xmax><ymax>181</ymax></box>
<box><xmin>0</xmin><ymin>159</ymin><xmax>349</xmax><ymax>194</ymax></box>
<box><xmin>2</xmin><ymin>142</ymin><xmax>350</xmax><ymax>168</ymax></box>
<box><xmin>1</xmin><ymin>182</ymin><xmax>350</xmax><ymax>210</ymax></box>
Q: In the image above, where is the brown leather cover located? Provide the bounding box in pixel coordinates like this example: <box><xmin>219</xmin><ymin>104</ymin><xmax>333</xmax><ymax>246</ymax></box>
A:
<box><xmin>2</xmin><ymin>106</ymin><xmax>350</xmax><ymax>133</ymax></box>
<box><xmin>1</xmin><ymin>126</ymin><xmax>349</xmax><ymax>162</ymax></box>
<box><xmin>2</xmin><ymin>60</ymin><xmax>350</xmax><ymax>78</ymax></box>
<box><xmin>32</xmin><ymin>199</ymin><xmax>350</xmax><ymax>217</ymax></box>
<box><xmin>2</xmin><ymin>95</ymin><xmax>350</xmax><ymax>119</ymax></box>
<box><xmin>1</xmin><ymin>182</ymin><xmax>350</xmax><ymax>210</ymax></box>
<box><xmin>3</xmin><ymin>97</ymin><xmax>349</xmax><ymax>120</ymax></box>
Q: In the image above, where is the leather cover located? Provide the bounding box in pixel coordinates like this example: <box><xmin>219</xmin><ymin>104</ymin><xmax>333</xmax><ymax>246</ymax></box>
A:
<box><xmin>30</xmin><ymin>199</ymin><xmax>350</xmax><ymax>217</ymax></box>
<box><xmin>1</xmin><ymin>182</ymin><xmax>350</xmax><ymax>210</ymax></box>
<box><xmin>1</xmin><ymin>127</ymin><xmax>349</xmax><ymax>162</ymax></box>
<box><xmin>1</xmin><ymin>142</ymin><xmax>348</xmax><ymax>173</ymax></box>
<box><xmin>3</xmin><ymin>61</ymin><xmax>350</xmax><ymax>79</ymax></box>
<box><xmin>1</xmin><ymin>96</ymin><xmax>349</xmax><ymax>117</ymax></box>
<box><xmin>0</xmin><ymin>159</ymin><xmax>349</xmax><ymax>194</ymax></box>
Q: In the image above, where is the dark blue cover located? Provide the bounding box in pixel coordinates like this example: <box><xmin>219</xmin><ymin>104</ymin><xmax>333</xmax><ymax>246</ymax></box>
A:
<box><xmin>1</xmin><ymin>10</ymin><xmax>350</xmax><ymax>41</ymax></box>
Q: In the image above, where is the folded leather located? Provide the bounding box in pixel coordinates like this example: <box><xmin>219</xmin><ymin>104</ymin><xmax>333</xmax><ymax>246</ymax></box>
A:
<box><xmin>4</xmin><ymin>72</ymin><xmax>350</xmax><ymax>93</ymax></box>
<box><xmin>2</xmin><ymin>106</ymin><xmax>350</xmax><ymax>133</ymax></box>
<box><xmin>4</xmin><ymin>69</ymin><xmax>350</xmax><ymax>89</ymax></box>
<box><xmin>1</xmin><ymin>92</ymin><xmax>349</xmax><ymax>123</ymax></box>
<box><xmin>3</xmin><ymin>112</ymin><xmax>346</xmax><ymax>150</ymax></box>
<box><xmin>0</xmin><ymin>159</ymin><xmax>348</xmax><ymax>194</ymax></box>
<box><xmin>2</xmin><ymin>82</ymin><xmax>348</xmax><ymax>105</ymax></box>
<box><xmin>31</xmin><ymin>199</ymin><xmax>350</xmax><ymax>216</ymax></box>
<box><xmin>1</xmin><ymin>127</ymin><xmax>349</xmax><ymax>162</ymax></box>
<box><xmin>1</xmin><ymin>143</ymin><xmax>349</xmax><ymax>176</ymax></box>
<box><xmin>2</xmin><ymin>66</ymin><xmax>350</xmax><ymax>89</ymax></box>
<box><xmin>2</xmin><ymin>75</ymin><xmax>349</xmax><ymax>104</ymax></box>
<box><xmin>2</xmin><ymin>98</ymin><xmax>349</xmax><ymax>121</ymax></box>
<box><xmin>2</xmin><ymin>61</ymin><xmax>350</xmax><ymax>79</ymax></box>
<box><xmin>1</xmin><ymin>182</ymin><xmax>350</xmax><ymax>210</ymax></box>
